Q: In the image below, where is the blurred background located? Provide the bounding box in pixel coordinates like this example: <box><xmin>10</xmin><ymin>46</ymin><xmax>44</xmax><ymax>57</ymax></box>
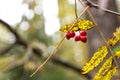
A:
<box><xmin>0</xmin><ymin>0</ymin><xmax>120</xmax><ymax>80</ymax></box>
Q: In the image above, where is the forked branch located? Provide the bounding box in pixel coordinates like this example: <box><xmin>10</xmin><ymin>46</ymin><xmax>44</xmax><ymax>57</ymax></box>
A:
<box><xmin>85</xmin><ymin>0</ymin><xmax>120</xmax><ymax>16</ymax></box>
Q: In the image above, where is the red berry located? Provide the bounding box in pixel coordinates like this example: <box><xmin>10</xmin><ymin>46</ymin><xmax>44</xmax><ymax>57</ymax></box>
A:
<box><xmin>70</xmin><ymin>31</ymin><xmax>75</xmax><ymax>37</ymax></box>
<box><xmin>80</xmin><ymin>30</ymin><xmax>87</xmax><ymax>36</ymax></box>
<box><xmin>65</xmin><ymin>32</ymin><xmax>71</xmax><ymax>40</ymax></box>
<box><xmin>80</xmin><ymin>36</ymin><xmax>87</xmax><ymax>43</ymax></box>
<box><xmin>74</xmin><ymin>36</ymin><xmax>81</xmax><ymax>41</ymax></box>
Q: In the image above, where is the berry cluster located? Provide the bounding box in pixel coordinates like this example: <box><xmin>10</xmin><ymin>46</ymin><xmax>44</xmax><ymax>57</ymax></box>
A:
<box><xmin>65</xmin><ymin>31</ymin><xmax>87</xmax><ymax>43</ymax></box>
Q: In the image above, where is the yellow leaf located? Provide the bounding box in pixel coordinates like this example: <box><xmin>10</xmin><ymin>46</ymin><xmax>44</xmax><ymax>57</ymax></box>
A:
<box><xmin>77</xmin><ymin>20</ymin><xmax>94</xmax><ymax>30</ymax></box>
<box><xmin>102</xmin><ymin>67</ymin><xmax>117</xmax><ymax>80</ymax></box>
<box><xmin>93</xmin><ymin>57</ymin><xmax>113</xmax><ymax>80</ymax></box>
<box><xmin>60</xmin><ymin>20</ymin><xmax>94</xmax><ymax>32</ymax></box>
<box><xmin>82</xmin><ymin>45</ymin><xmax>108</xmax><ymax>74</ymax></box>
<box><xmin>114</xmin><ymin>50</ymin><xmax>120</xmax><ymax>58</ymax></box>
<box><xmin>113</xmin><ymin>27</ymin><xmax>120</xmax><ymax>38</ymax></box>
<box><xmin>107</xmin><ymin>27</ymin><xmax>120</xmax><ymax>46</ymax></box>
<box><xmin>107</xmin><ymin>37</ymin><xmax>119</xmax><ymax>46</ymax></box>
<box><xmin>60</xmin><ymin>24</ymin><xmax>71</xmax><ymax>32</ymax></box>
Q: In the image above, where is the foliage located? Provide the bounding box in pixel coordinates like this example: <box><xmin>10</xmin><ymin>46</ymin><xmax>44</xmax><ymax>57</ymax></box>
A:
<box><xmin>82</xmin><ymin>27</ymin><xmax>120</xmax><ymax>80</ymax></box>
<box><xmin>107</xmin><ymin>28</ymin><xmax>120</xmax><ymax>46</ymax></box>
<box><xmin>82</xmin><ymin>45</ymin><xmax>108</xmax><ymax>74</ymax></box>
<box><xmin>93</xmin><ymin>57</ymin><xmax>113</xmax><ymax>80</ymax></box>
<box><xmin>60</xmin><ymin>20</ymin><xmax>94</xmax><ymax>32</ymax></box>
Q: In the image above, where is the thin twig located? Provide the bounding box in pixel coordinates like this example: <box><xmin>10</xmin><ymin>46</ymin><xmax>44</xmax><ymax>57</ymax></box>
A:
<box><xmin>30</xmin><ymin>6</ymin><xmax>90</xmax><ymax>77</ymax></box>
<box><xmin>85</xmin><ymin>0</ymin><xmax>120</xmax><ymax>16</ymax></box>
<box><xmin>74</xmin><ymin>0</ymin><xmax>78</xmax><ymax>18</ymax></box>
<box><xmin>30</xmin><ymin>36</ymin><xmax>65</xmax><ymax>77</ymax></box>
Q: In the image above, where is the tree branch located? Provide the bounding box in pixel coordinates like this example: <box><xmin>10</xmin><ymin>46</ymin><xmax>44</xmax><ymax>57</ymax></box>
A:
<box><xmin>0</xmin><ymin>19</ymin><xmax>91</xmax><ymax>79</ymax></box>
<box><xmin>52</xmin><ymin>58</ymin><xmax>91</xmax><ymax>79</ymax></box>
<box><xmin>0</xmin><ymin>19</ymin><xmax>20</xmax><ymax>39</ymax></box>
<box><xmin>0</xmin><ymin>19</ymin><xmax>42</xmax><ymax>56</ymax></box>
<box><xmin>84</xmin><ymin>0</ymin><xmax>120</xmax><ymax>16</ymax></box>
<box><xmin>0</xmin><ymin>42</ymin><xmax>16</xmax><ymax>54</ymax></box>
